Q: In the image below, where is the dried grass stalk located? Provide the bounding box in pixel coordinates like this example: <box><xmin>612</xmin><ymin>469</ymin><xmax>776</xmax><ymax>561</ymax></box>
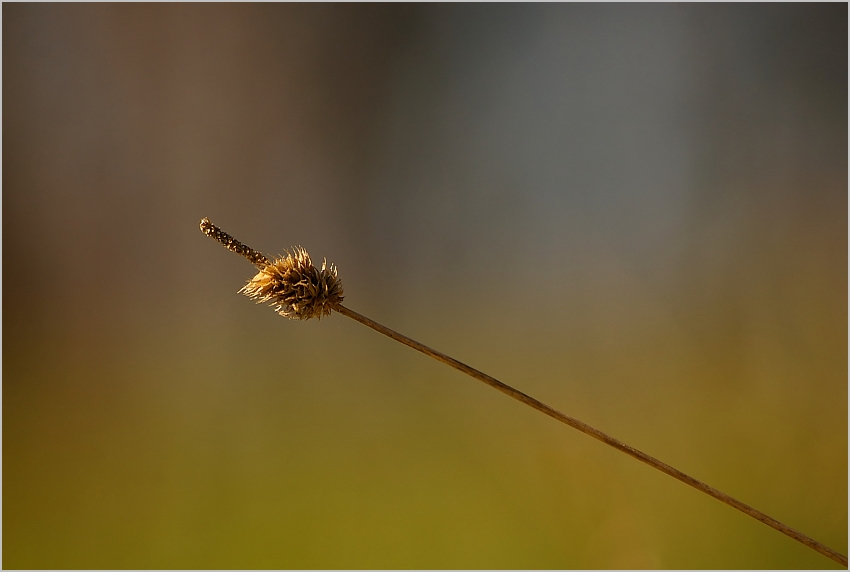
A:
<box><xmin>200</xmin><ymin>217</ymin><xmax>847</xmax><ymax>568</ymax></box>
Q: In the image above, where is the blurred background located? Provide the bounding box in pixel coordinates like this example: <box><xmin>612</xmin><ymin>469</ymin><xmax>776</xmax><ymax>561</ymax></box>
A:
<box><xmin>3</xmin><ymin>4</ymin><xmax>846</xmax><ymax>568</ymax></box>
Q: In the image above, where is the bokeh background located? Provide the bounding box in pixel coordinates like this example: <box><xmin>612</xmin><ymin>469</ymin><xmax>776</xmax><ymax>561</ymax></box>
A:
<box><xmin>3</xmin><ymin>3</ymin><xmax>847</xmax><ymax>569</ymax></box>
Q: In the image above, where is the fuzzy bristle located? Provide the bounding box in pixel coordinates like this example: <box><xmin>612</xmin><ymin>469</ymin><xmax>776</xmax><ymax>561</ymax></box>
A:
<box><xmin>239</xmin><ymin>246</ymin><xmax>344</xmax><ymax>320</ymax></box>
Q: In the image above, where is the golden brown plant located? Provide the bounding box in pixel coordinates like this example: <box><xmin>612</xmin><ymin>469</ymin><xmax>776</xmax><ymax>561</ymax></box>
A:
<box><xmin>200</xmin><ymin>217</ymin><xmax>847</xmax><ymax>568</ymax></box>
<box><xmin>239</xmin><ymin>247</ymin><xmax>343</xmax><ymax>320</ymax></box>
<box><xmin>201</xmin><ymin>218</ymin><xmax>344</xmax><ymax>319</ymax></box>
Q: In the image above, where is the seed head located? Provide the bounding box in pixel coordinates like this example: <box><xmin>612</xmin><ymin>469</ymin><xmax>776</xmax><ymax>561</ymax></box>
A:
<box><xmin>239</xmin><ymin>246</ymin><xmax>344</xmax><ymax>320</ymax></box>
<box><xmin>200</xmin><ymin>217</ymin><xmax>269</xmax><ymax>267</ymax></box>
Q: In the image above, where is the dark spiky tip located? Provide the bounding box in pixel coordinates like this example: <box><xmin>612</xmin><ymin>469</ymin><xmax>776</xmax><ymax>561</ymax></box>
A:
<box><xmin>200</xmin><ymin>217</ymin><xmax>270</xmax><ymax>267</ymax></box>
<box><xmin>239</xmin><ymin>246</ymin><xmax>344</xmax><ymax>320</ymax></box>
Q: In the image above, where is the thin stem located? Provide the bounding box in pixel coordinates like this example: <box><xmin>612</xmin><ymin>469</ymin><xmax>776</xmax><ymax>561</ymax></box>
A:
<box><xmin>199</xmin><ymin>218</ymin><xmax>846</xmax><ymax>567</ymax></box>
<box><xmin>334</xmin><ymin>303</ymin><xmax>847</xmax><ymax>568</ymax></box>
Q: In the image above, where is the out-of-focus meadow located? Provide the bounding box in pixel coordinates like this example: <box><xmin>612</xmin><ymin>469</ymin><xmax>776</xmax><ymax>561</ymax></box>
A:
<box><xmin>3</xmin><ymin>4</ymin><xmax>846</xmax><ymax>568</ymax></box>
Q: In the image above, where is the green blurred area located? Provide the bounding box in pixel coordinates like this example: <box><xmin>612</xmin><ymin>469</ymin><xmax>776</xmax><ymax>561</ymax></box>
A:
<box><xmin>3</xmin><ymin>3</ymin><xmax>847</xmax><ymax>569</ymax></box>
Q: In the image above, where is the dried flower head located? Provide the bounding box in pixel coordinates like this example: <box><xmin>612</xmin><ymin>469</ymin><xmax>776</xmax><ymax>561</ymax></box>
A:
<box><xmin>239</xmin><ymin>246</ymin><xmax>344</xmax><ymax>320</ymax></box>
